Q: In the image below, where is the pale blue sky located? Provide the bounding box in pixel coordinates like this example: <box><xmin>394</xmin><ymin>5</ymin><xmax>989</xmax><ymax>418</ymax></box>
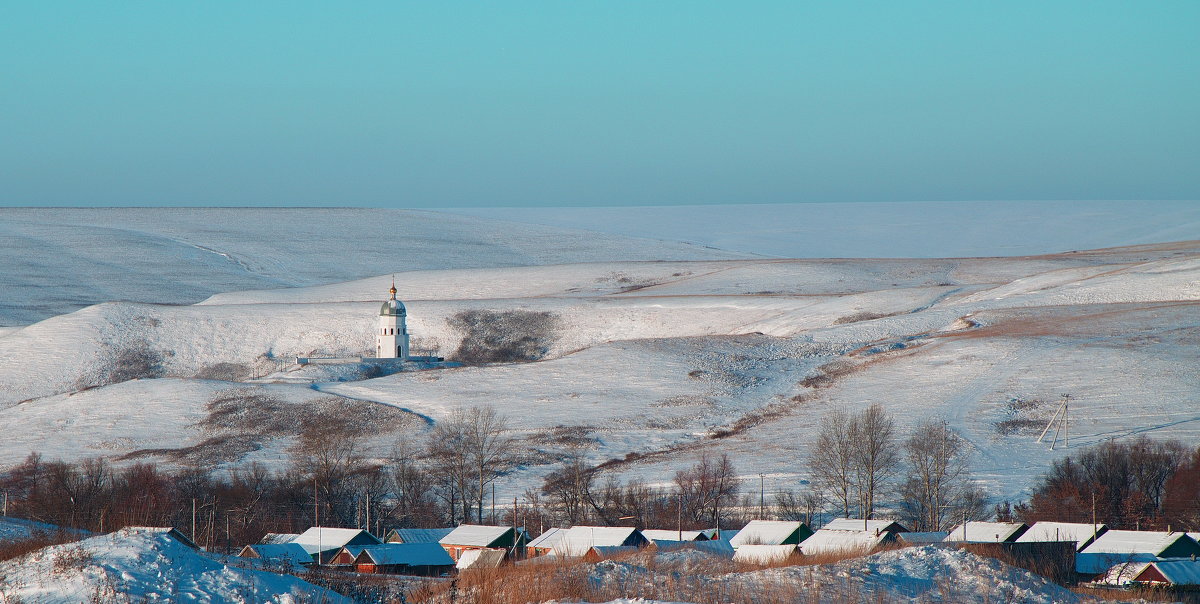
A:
<box><xmin>1</xmin><ymin>2</ymin><xmax>1197</xmax><ymax>207</ymax></box>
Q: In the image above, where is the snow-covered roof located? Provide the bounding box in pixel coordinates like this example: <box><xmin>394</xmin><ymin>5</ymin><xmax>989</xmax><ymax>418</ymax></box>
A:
<box><xmin>943</xmin><ymin>522</ymin><xmax>1027</xmax><ymax>543</ymax></box>
<box><xmin>728</xmin><ymin>521</ymin><xmax>808</xmax><ymax>547</ymax></box>
<box><xmin>1139</xmin><ymin>559</ymin><xmax>1200</xmax><ymax>585</ymax></box>
<box><xmin>357</xmin><ymin>543</ymin><xmax>454</xmax><ymax>567</ymax></box>
<box><xmin>800</xmin><ymin>529</ymin><xmax>892</xmax><ymax>555</ymax></box>
<box><xmin>822</xmin><ymin>518</ymin><xmax>908</xmax><ymax>533</ymax></box>
<box><xmin>641</xmin><ymin>529</ymin><xmax>708</xmax><ymax>542</ymax></box>
<box><xmin>456</xmin><ymin>548</ymin><xmax>507</xmax><ymax>570</ymax></box>
<box><xmin>732</xmin><ymin>544</ymin><xmax>799</xmax><ymax>564</ymax></box>
<box><xmin>258</xmin><ymin>533</ymin><xmax>300</xmax><ymax>545</ymax></box>
<box><xmin>527</xmin><ymin>527</ymin><xmax>566</xmax><ymax>549</ymax></box>
<box><xmin>1077</xmin><ymin>531</ymin><xmax>1200</xmax><ymax>574</ymax></box>
<box><xmin>239</xmin><ymin>543</ymin><xmax>312</xmax><ymax>565</ymax></box>
<box><xmin>440</xmin><ymin>525</ymin><xmax>517</xmax><ymax>548</ymax></box>
<box><xmin>385</xmin><ymin>528</ymin><xmax>454</xmax><ymax>544</ymax></box>
<box><xmin>553</xmin><ymin>526</ymin><xmax>645</xmax><ymax>557</ymax></box>
<box><xmin>1015</xmin><ymin>522</ymin><xmax>1106</xmax><ymax>549</ymax></box>
<box><xmin>897</xmin><ymin>532</ymin><xmax>949</xmax><ymax>545</ymax></box>
<box><xmin>291</xmin><ymin>527</ymin><xmax>380</xmax><ymax>555</ymax></box>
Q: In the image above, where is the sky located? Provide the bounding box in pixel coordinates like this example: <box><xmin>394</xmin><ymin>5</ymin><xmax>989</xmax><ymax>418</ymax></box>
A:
<box><xmin>1</xmin><ymin>2</ymin><xmax>1197</xmax><ymax>208</ymax></box>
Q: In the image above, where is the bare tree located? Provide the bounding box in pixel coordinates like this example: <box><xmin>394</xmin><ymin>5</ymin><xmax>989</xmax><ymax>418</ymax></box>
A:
<box><xmin>674</xmin><ymin>453</ymin><xmax>739</xmax><ymax>527</ymax></box>
<box><xmin>541</xmin><ymin>446</ymin><xmax>595</xmax><ymax>525</ymax></box>
<box><xmin>809</xmin><ymin>408</ymin><xmax>858</xmax><ymax>517</ymax></box>
<box><xmin>898</xmin><ymin>419</ymin><xmax>986</xmax><ymax>531</ymax></box>
<box><xmin>851</xmin><ymin>404</ymin><xmax>899</xmax><ymax>519</ymax></box>
<box><xmin>427</xmin><ymin>406</ymin><xmax>516</xmax><ymax>523</ymax></box>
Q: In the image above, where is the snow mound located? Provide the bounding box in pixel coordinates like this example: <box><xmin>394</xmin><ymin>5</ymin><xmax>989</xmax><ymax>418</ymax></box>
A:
<box><xmin>0</xmin><ymin>527</ymin><xmax>350</xmax><ymax>603</ymax></box>
<box><xmin>581</xmin><ymin>546</ymin><xmax>1088</xmax><ymax>603</ymax></box>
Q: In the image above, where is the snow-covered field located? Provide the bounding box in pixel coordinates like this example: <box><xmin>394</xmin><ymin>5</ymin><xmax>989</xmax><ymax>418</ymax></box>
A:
<box><xmin>0</xmin><ymin>207</ymin><xmax>1197</xmax><ymax>507</ymax></box>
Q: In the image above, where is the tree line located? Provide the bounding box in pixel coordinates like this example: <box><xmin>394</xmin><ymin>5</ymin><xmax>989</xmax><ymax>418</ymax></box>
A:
<box><xmin>2</xmin><ymin>401</ymin><xmax>1197</xmax><ymax>548</ymax></box>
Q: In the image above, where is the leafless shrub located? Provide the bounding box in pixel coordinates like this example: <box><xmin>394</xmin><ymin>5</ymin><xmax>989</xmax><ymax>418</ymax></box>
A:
<box><xmin>193</xmin><ymin>362</ymin><xmax>251</xmax><ymax>382</ymax></box>
<box><xmin>798</xmin><ymin>360</ymin><xmax>857</xmax><ymax>389</ymax></box>
<box><xmin>448</xmin><ymin>309</ymin><xmax>561</xmax><ymax>364</ymax></box>
<box><xmin>50</xmin><ymin>542</ymin><xmax>94</xmax><ymax>573</ymax></box>
<box><xmin>0</xmin><ymin>530</ymin><xmax>82</xmax><ymax>562</ymax></box>
<box><xmin>653</xmin><ymin>395</ymin><xmax>716</xmax><ymax>408</ymax></box>
<box><xmin>74</xmin><ymin>339</ymin><xmax>167</xmax><ymax>389</ymax></box>
<box><xmin>833</xmin><ymin>311</ymin><xmax>899</xmax><ymax>325</ymax></box>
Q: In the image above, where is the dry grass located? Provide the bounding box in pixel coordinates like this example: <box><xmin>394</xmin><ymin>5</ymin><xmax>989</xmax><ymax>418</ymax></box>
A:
<box><xmin>405</xmin><ymin>547</ymin><xmax>911</xmax><ymax>604</ymax></box>
<box><xmin>1071</xmin><ymin>584</ymin><xmax>1184</xmax><ymax>603</ymax></box>
<box><xmin>0</xmin><ymin>530</ymin><xmax>84</xmax><ymax>562</ymax></box>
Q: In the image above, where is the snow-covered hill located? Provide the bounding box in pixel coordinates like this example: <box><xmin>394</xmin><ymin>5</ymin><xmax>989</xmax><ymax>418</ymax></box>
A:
<box><xmin>0</xmin><ymin>235</ymin><xmax>1197</xmax><ymax>505</ymax></box>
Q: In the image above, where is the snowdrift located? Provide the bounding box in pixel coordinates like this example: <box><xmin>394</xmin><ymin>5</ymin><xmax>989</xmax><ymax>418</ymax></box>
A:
<box><xmin>0</xmin><ymin>527</ymin><xmax>350</xmax><ymax>603</ymax></box>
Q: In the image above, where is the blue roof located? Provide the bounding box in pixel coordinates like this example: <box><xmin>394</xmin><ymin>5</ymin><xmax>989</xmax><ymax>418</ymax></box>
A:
<box><xmin>386</xmin><ymin>528</ymin><xmax>454</xmax><ymax>544</ymax></box>
<box><xmin>357</xmin><ymin>543</ymin><xmax>455</xmax><ymax>567</ymax></box>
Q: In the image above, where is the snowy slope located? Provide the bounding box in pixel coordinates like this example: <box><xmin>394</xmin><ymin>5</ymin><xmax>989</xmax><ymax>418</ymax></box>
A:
<box><xmin>0</xmin><ymin>527</ymin><xmax>350</xmax><ymax>603</ymax></box>
<box><xmin>0</xmin><ymin>229</ymin><xmax>1198</xmax><ymax>504</ymax></box>
<box><xmin>0</xmin><ymin>207</ymin><xmax>750</xmax><ymax>326</ymax></box>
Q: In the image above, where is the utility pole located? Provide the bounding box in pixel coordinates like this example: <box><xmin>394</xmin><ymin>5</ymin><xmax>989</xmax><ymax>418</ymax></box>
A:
<box><xmin>191</xmin><ymin>499</ymin><xmax>196</xmax><ymax>543</ymax></box>
<box><xmin>492</xmin><ymin>484</ymin><xmax>496</xmax><ymax>525</ymax></box>
<box><xmin>677</xmin><ymin>494</ymin><xmax>682</xmax><ymax>542</ymax></box>
<box><xmin>314</xmin><ymin>481</ymin><xmax>322</xmax><ymax>565</ymax></box>
<box><xmin>759</xmin><ymin>474</ymin><xmax>765</xmax><ymax>519</ymax></box>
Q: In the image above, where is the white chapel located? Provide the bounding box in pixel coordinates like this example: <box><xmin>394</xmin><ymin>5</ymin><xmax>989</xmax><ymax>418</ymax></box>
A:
<box><xmin>376</xmin><ymin>280</ymin><xmax>410</xmax><ymax>360</ymax></box>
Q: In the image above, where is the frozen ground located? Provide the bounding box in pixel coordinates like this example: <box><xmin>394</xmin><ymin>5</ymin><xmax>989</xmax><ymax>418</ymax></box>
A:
<box><xmin>0</xmin><ymin>207</ymin><xmax>1197</xmax><ymax>509</ymax></box>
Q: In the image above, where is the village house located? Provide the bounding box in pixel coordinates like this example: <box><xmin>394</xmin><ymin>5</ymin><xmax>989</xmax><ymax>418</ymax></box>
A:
<box><xmin>526</xmin><ymin>527</ymin><xmax>565</xmax><ymax>558</ymax></box>
<box><xmin>943</xmin><ymin>521</ymin><xmax>1028</xmax><ymax>544</ymax></box>
<box><xmin>1133</xmin><ymin>559</ymin><xmax>1200</xmax><ymax>586</ymax></box>
<box><xmin>822</xmin><ymin>518</ymin><xmax>909</xmax><ymax>534</ymax></box>
<box><xmin>456</xmin><ymin>548</ymin><xmax>508</xmax><ymax>570</ymax></box>
<box><xmin>291</xmin><ymin>527</ymin><xmax>381</xmax><ymax>564</ymax></box>
<box><xmin>583</xmin><ymin>545</ymin><xmax>640</xmax><ymax>562</ymax></box>
<box><xmin>732</xmin><ymin>544</ymin><xmax>801</xmax><ymax>564</ymax></box>
<box><xmin>800</xmin><ymin>527</ymin><xmax>898</xmax><ymax>556</ymax></box>
<box><xmin>258</xmin><ymin>532</ymin><xmax>300</xmax><ymax>545</ymax></box>
<box><xmin>1015</xmin><ymin>521</ymin><xmax>1107</xmax><ymax>552</ymax></box>
<box><xmin>238</xmin><ymin>543</ymin><xmax>312</xmax><ymax>567</ymax></box>
<box><xmin>384</xmin><ymin>527</ymin><xmax>454</xmax><ymax>544</ymax></box>
<box><xmin>728</xmin><ymin>520</ymin><xmax>813</xmax><ymax>548</ymax></box>
<box><xmin>439</xmin><ymin>525</ymin><xmax>528</xmax><ymax>561</ymax></box>
<box><xmin>640</xmin><ymin>529</ymin><xmax>711</xmax><ymax>542</ymax></box>
<box><xmin>352</xmin><ymin>543</ymin><xmax>455</xmax><ymax>576</ymax></box>
<box><xmin>552</xmin><ymin>526</ymin><xmax>649</xmax><ymax>558</ymax></box>
<box><xmin>1077</xmin><ymin>530</ymin><xmax>1200</xmax><ymax>576</ymax></box>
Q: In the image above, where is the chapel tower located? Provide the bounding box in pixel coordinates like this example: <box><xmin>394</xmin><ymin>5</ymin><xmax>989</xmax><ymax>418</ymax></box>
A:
<box><xmin>376</xmin><ymin>279</ymin><xmax>410</xmax><ymax>360</ymax></box>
